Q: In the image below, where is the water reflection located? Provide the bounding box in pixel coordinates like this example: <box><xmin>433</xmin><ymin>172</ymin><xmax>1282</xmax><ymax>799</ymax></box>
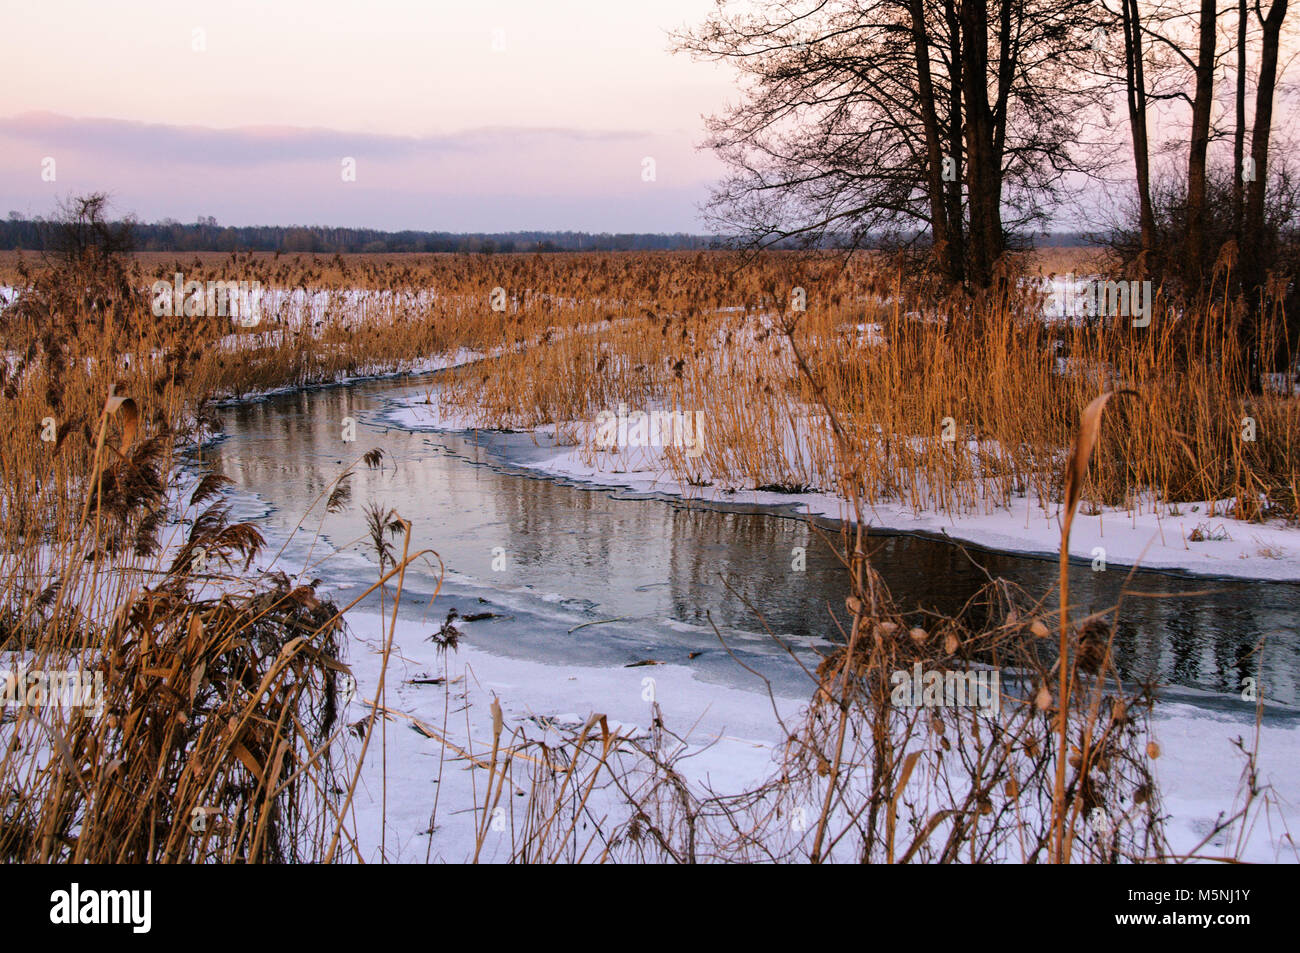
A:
<box><xmin>207</xmin><ymin>377</ymin><xmax>1300</xmax><ymax>708</ymax></box>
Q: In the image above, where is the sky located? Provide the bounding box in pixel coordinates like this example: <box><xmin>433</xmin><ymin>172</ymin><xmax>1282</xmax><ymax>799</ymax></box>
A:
<box><xmin>0</xmin><ymin>0</ymin><xmax>735</xmax><ymax>232</ymax></box>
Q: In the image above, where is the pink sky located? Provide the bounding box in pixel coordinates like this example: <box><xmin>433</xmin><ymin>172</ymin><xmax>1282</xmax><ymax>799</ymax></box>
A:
<box><xmin>0</xmin><ymin>0</ymin><xmax>733</xmax><ymax>231</ymax></box>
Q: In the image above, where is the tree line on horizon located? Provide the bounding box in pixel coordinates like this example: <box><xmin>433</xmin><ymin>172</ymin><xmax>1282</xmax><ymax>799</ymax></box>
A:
<box><xmin>0</xmin><ymin>216</ymin><xmax>722</xmax><ymax>255</ymax></box>
<box><xmin>0</xmin><ymin>212</ymin><xmax>1093</xmax><ymax>257</ymax></box>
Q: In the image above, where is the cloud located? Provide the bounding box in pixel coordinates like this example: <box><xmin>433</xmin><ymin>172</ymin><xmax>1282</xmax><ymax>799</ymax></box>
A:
<box><xmin>0</xmin><ymin>112</ymin><xmax>649</xmax><ymax>167</ymax></box>
<box><xmin>0</xmin><ymin>112</ymin><xmax>718</xmax><ymax>231</ymax></box>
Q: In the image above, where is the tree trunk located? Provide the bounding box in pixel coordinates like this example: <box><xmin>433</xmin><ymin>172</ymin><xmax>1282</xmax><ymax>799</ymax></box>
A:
<box><xmin>961</xmin><ymin>0</ymin><xmax>1000</xmax><ymax>287</ymax></box>
<box><xmin>910</xmin><ymin>0</ymin><xmax>960</xmax><ymax>285</ymax></box>
<box><xmin>1233</xmin><ymin>0</ymin><xmax>1248</xmax><ymax>239</ymax></box>
<box><xmin>1122</xmin><ymin>0</ymin><xmax>1155</xmax><ymax>255</ymax></box>
<box><xmin>945</xmin><ymin>0</ymin><xmax>966</xmax><ymax>284</ymax></box>
<box><xmin>1243</xmin><ymin>0</ymin><xmax>1286</xmax><ymax>285</ymax></box>
<box><xmin>1243</xmin><ymin>0</ymin><xmax>1288</xmax><ymax>387</ymax></box>
<box><xmin>1185</xmin><ymin>0</ymin><xmax>1217</xmax><ymax>284</ymax></box>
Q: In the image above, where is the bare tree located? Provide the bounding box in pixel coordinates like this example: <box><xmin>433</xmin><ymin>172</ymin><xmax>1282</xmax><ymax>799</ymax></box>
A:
<box><xmin>1185</xmin><ymin>0</ymin><xmax>1219</xmax><ymax>281</ymax></box>
<box><xmin>674</xmin><ymin>0</ymin><xmax>1105</xmax><ymax>290</ymax></box>
<box><xmin>42</xmin><ymin>192</ymin><xmax>134</xmax><ymax>274</ymax></box>
<box><xmin>1104</xmin><ymin>0</ymin><xmax>1293</xmax><ymax>298</ymax></box>
<box><xmin>1243</xmin><ymin>0</ymin><xmax>1289</xmax><ymax>293</ymax></box>
<box><xmin>1234</xmin><ymin>0</ymin><xmax>1249</xmax><ymax>238</ymax></box>
<box><xmin>33</xmin><ymin>192</ymin><xmax>137</xmax><ymax>327</ymax></box>
<box><xmin>1120</xmin><ymin>0</ymin><xmax>1158</xmax><ymax>254</ymax></box>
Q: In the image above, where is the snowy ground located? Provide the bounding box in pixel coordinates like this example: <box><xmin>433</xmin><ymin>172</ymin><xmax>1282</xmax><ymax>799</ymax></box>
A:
<box><xmin>334</xmin><ymin>610</ymin><xmax>1300</xmax><ymax>863</ymax></box>
<box><xmin>335</xmin><ymin>611</ymin><xmax>799</xmax><ymax>862</ymax></box>
<box><xmin>207</xmin><ymin>347</ymin><xmax>484</xmax><ymax>406</ymax></box>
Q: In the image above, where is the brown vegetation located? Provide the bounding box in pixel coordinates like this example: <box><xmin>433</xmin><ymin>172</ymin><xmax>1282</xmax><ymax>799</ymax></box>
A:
<box><xmin>0</xmin><ymin>231</ymin><xmax>1290</xmax><ymax>861</ymax></box>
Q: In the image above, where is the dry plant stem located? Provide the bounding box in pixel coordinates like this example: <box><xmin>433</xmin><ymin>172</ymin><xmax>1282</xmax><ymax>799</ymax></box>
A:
<box><xmin>810</xmin><ymin>523</ymin><xmax>865</xmax><ymax>863</ymax></box>
<box><xmin>550</xmin><ymin>717</ymin><xmax>617</xmax><ymax>860</ymax></box>
<box><xmin>1053</xmin><ymin>390</ymin><xmax>1132</xmax><ymax>863</ymax></box>
<box><xmin>324</xmin><ymin>526</ymin><xmax>415</xmax><ymax>863</ymax></box>
<box><xmin>1055</xmin><ymin>528</ymin><xmax>1071</xmax><ymax>863</ymax></box>
<box><xmin>472</xmin><ymin>697</ymin><xmax>504</xmax><ymax>863</ymax></box>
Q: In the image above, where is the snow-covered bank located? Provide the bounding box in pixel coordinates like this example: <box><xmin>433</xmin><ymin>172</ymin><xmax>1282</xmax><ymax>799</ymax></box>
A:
<box><xmin>381</xmin><ymin>391</ymin><xmax>1300</xmax><ymax>583</ymax></box>
<box><xmin>337</xmin><ymin>610</ymin><xmax>1300</xmax><ymax>863</ymax></box>
<box><xmin>342</xmin><ymin>612</ymin><xmax>802</xmax><ymax>862</ymax></box>
<box><xmin>207</xmin><ymin>347</ymin><xmax>483</xmax><ymax>407</ymax></box>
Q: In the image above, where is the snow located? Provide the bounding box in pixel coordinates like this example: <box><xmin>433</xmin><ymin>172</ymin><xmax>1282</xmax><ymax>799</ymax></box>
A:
<box><xmin>342</xmin><ymin>612</ymin><xmax>802</xmax><ymax>861</ymax></box>
<box><xmin>207</xmin><ymin>348</ymin><xmax>484</xmax><ymax>406</ymax></box>
<box><xmin>1149</xmin><ymin>701</ymin><xmax>1300</xmax><ymax>862</ymax></box>
<box><xmin>334</xmin><ymin>610</ymin><xmax>1300</xmax><ymax>863</ymax></box>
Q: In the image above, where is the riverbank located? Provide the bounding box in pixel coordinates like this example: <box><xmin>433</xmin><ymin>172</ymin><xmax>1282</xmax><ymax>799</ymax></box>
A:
<box><xmin>336</xmin><ymin>609</ymin><xmax>1300</xmax><ymax>862</ymax></box>
<box><xmin>382</xmin><ymin>389</ymin><xmax>1300</xmax><ymax>583</ymax></box>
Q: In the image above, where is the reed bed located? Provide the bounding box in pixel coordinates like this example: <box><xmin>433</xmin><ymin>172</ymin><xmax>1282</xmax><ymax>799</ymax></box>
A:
<box><xmin>0</xmin><ymin>244</ymin><xmax>1291</xmax><ymax>862</ymax></box>
<box><xmin>416</xmin><ymin>252</ymin><xmax>1298</xmax><ymax>529</ymax></box>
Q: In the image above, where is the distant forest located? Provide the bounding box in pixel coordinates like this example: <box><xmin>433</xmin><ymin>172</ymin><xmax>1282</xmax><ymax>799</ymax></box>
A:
<box><xmin>0</xmin><ymin>214</ymin><xmax>1092</xmax><ymax>254</ymax></box>
<box><xmin>0</xmin><ymin>216</ymin><xmax>722</xmax><ymax>253</ymax></box>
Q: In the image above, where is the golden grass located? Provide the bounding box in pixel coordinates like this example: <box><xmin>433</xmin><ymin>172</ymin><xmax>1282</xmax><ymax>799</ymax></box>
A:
<box><xmin>416</xmin><ymin>252</ymin><xmax>1298</xmax><ymax>528</ymax></box>
<box><xmin>0</xmin><ymin>245</ymin><xmax>1291</xmax><ymax>862</ymax></box>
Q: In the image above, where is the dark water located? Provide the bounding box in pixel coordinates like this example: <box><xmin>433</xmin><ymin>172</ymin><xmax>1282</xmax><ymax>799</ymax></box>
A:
<box><xmin>204</xmin><ymin>371</ymin><xmax>1300</xmax><ymax>712</ymax></box>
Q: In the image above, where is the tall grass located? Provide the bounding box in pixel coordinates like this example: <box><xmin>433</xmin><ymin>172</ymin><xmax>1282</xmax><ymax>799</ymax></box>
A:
<box><xmin>0</xmin><ymin>245</ymin><xmax>1291</xmax><ymax>862</ymax></box>
<box><xmin>425</xmin><ymin>253</ymin><xmax>1298</xmax><ymax>527</ymax></box>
